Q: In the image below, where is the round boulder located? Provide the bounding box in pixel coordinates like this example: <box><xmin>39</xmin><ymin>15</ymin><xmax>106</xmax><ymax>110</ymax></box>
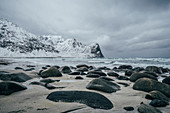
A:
<box><xmin>0</xmin><ymin>81</ymin><xmax>27</xmax><ymax>95</ymax></box>
<box><xmin>145</xmin><ymin>91</ymin><xmax>169</xmax><ymax>102</ymax></box>
<box><xmin>59</xmin><ymin>66</ymin><xmax>72</xmax><ymax>74</ymax></box>
<box><xmin>133</xmin><ymin>78</ymin><xmax>170</xmax><ymax>97</ymax></box>
<box><xmin>130</xmin><ymin>72</ymin><xmax>157</xmax><ymax>82</ymax></box>
<box><xmin>162</xmin><ymin>76</ymin><xmax>170</xmax><ymax>85</ymax></box>
<box><xmin>107</xmin><ymin>72</ymin><xmax>119</xmax><ymax>77</ymax></box>
<box><xmin>40</xmin><ymin>66</ymin><xmax>62</xmax><ymax>78</ymax></box>
<box><xmin>145</xmin><ymin>66</ymin><xmax>162</xmax><ymax>74</ymax></box>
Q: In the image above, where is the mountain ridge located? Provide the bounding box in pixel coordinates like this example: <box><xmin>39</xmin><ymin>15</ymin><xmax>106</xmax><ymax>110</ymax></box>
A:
<box><xmin>0</xmin><ymin>19</ymin><xmax>104</xmax><ymax>58</ymax></box>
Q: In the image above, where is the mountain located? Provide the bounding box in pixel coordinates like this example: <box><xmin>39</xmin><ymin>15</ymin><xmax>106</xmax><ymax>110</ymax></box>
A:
<box><xmin>0</xmin><ymin>19</ymin><xmax>104</xmax><ymax>58</ymax></box>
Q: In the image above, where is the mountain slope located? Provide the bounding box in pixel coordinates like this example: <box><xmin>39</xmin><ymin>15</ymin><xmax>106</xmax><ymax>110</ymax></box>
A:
<box><xmin>0</xmin><ymin>19</ymin><xmax>104</xmax><ymax>58</ymax></box>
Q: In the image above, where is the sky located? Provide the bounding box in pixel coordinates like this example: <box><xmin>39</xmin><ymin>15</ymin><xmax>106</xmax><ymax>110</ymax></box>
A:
<box><xmin>0</xmin><ymin>0</ymin><xmax>170</xmax><ymax>58</ymax></box>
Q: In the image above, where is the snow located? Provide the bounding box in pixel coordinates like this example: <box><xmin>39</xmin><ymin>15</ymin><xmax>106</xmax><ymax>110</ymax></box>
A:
<box><xmin>0</xmin><ymin>19</ymin><xmax>102</xmax><ymax>58</ymax></box>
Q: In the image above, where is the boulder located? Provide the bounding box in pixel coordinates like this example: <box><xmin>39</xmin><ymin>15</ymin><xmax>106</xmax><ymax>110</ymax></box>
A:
<box><xmin>46</xmin><ymin>91</ymin><xmax>113</xmax><ymax>110</ymax></box>
<box><xmin>123</xmin><ymin>106</ymin><xmax>134</xmax><ymax>111</ymax></box>
<box><xmin>0</xmin><ymin>73</ymin><xmax>32</xmax><ymax>82</ymax></box>
<box><xmin>76</xmin><ymin>67</ymin><xmax>88</xmax><ymax>72</ymax></box>
<box><xmin>149</xmin><ymin>99</ymin><xmax>169</xmax><ymax>107</ymax></box>
<box><xmin>30</xmin><ymin>81</ymin><xmax>56</xmax><ymax>90</ymax></box>
<box><xmin>125</xmin><ymin>70</ymin><xmax>134</xmax><ymax>76</ymax></box>
<box><xmin>142</xmin><ymin>71</ymin><xmax>158</xmax><ymax>77</ymax></box>
<box><xmin>86</xmin><ymin>74</ymin><xmax>100</xmax><ymax>78</ymax></box>
<box><xmin>107</xmin><ymin>72</ymin><xmax>119</xmax><ymax>77</ymax></box>
<box><xmin>145</xmin><ymin>66</ymin><xmax>162</xmax><ymax>74</ymax></box>
<box><xmin>162</xmin><ymin>76</ymin><xmax>170</xmax><ymax>85</ymax></box>
<box><xmin>76</xmin><ymin>64</ymin><xmax>89</xmax><ymax>68</ymax></box>
<box><xmin>99</xmin><ymin>76</ymin><xmax>114</xmax><ymax>81</ymax></box>
<box><xmin>40</xmin><ymin>78</ymin><xmax>56</xmax><ymax>83</ymax></box>
<box><xmin>138</xmin><ymin>104</ymin><xmax>162</xmax><ymax>113</ymax></box>
<box><xmin>117</xmin><ymin>76</ymin><xmax>129</xmax><ymax>80</ymax></box>
<box><xmin>86</xmin><ymin>78</ymin><xmax>120</xmax><ymax>93</ymax></box>
<box><xmin>14</xmin><ymin>67</ymin><xmax>23</xmax><ymax>70</ymax></box>
<box><xmin>130</xmin><ymin>72</ymin><xmax>157</xmax><ymax>82</ymax></box>
<box><xmin>75</xmin><ymin>76</ymin><xmax>83</xmax><ymax>80</ymax></box>
<box><xmin>133</xmin><ymin>78</ymin><xmax>170</xmax><ymax>97</ymax></box>
<box><xmin>59</xmin><ymin>66</ymin><xmax>72</xmax><ymax>74</ymax></box>
<box><xmin>40</xmin><ymin>66</ymin><xmax>62</xmax><ymax>78</ymax></box>
<box><xmin>88</xmin><ymin>70</ymin><xmax>107</xmax><ymax>76</ymax></box>
<box><xmin>0</xmin><ymin>81</ymin><xmax>27</xmax><ymax>95</ymax></box>
<box><xmin>118</xmin><ymin>65</ymin><xmax>132</xmax><ymax>70</ymax></box>
<box><xmin>145</xmin><ymin>91</ymin><xmax>169</xmax><ymax>102</ymax></box>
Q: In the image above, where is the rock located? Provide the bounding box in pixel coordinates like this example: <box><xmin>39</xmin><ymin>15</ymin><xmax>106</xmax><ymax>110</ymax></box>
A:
<box><xmin>53</xmin><ymin>65</ymin><xmax>60</xmax><ymax>69</ymax></box>
<box><xmin>133</xmin><ymin>78</ymin><xmax>170</xmax><ymax>97</ymax></box>
<box><xmin>145</xmin><ymin>66</ymin><xmax>162</xmax><ymax>74</ymax></box>
<box><xmin>130</xmin><ymin>72</ymin><xmax>157</xmax><ymax>82</ymax></box>
<box><xmin>149</xmin><ymin>99</ymin><xmax>169</xmax><ymax>107</ymax></box>
<box><xmin>46</xmin><ymin>91</ymin><xmax>113</xmax><ymax>110</ymax></box>
<box><xmin>99</xmin><ymin>76</ymin><xmax>114</xmax><ymax>81</ymax></box>
<box><xmin>133</xmin><ymin>67</ymin><xmax>144</xmax><ymax>72</ymax></box>
<box><xmin>142</xmin><ymin>71</ymin><xmax>158</xmax><ymax>77</ymax></box>
<box><xmin>125</xmin><ymin>70</ymin><xmax>134</xmax><ymax>76</ymax></box>
<box><xmin>0</xmin><ymin>81</ymin><xmax>27</xmax><ymax>95</ymax></box>
<box><xmin>88</xmin><ymin>70</ymin><xmax>107</xmax><ymax>76</ymax></box>
<box><xmin>76</xmin><ymin>67</ymin><xmax>88</xmax><ymax>72</ymax></box>
<box><xmin>59</xmin><ymin>66</ymin><xmax>72</xmax><ymax>74</ymax></box>
<box><xmin>69</xmin><ymin>71</ymin><xmax>86</xmax><ymax>75</ymax></box>
<box><xmin>40</xmin><ymin>78</ymin><xmax>56</xmax><ymax>83</ymax></box>
<box><xmin>76</xmin><ymin>64</ymin><xmax>89</xmax><ymax>68</ymax></box>
<box><xmin>30</xmin><ymin>81</ymin><xmax>56</xmax><ymax>90</ymax></box>
<box><xmin>107</xmin><ymin>72</ymin><xmax>119</xmax><ymax>77</ymax></box>
<box><xmin>123</xmin><ymin>106</ymin><xmax>134</xmax><ymax>111</ymax></box>
<box><xmin>70</xmin><ymin>66</ymin><xmax>76</xmax><ymax>69</ymax></box>
<box><xmin>117</xmin><ymin>82</ymin><xmax>130</xmax><ymax>87</ymax></box>
<box><xmin>160</xmin><ymin>67</ymin><xmax>169</xmax><ymax>73</ymax></box>
<box><xmin>145</xmin><ymin>91</ymin><xmax>169</xmax><ymax>102</ymax></box>
<box><xmin>46</xmin><ymin>65</ymin><xmax>51</xmax><ymax>67</ymax></box>
<box><xmin>24</xmin><ymin>68</ymin><xmax>35</xmax><ymax>71</ymax></box>
<box><xmin>118</xmin><ymin>65</ymin><xmax>132</xmax><ymax>70</ymax></box>
<box><xmin>86</xmin><ymin>74</ymin><xmax>100</xmax><ymax>78</ymax></box>
<box><xmin>162</xmin><ymin>76</ymin><xmax>170</xmax><ymax>85</ymax></box>
<box><xmin>14</xmin><ymin>67</ymin><xmax>23</xmax><ymax>70</ymax></box>
<box><xmin>86</xmin><ymin>78</ymin><xmax>120</xmax><ymax>93</ymax></box>
<box><xmin>42</xmin><ymin>67</ymin><xmax>47</xmax><ymax>70</ymax></box>
<box><xmin>138</xmin><ymin>104</ymin><xmax>162</xmax><ymax>113</ymax></box>
<box><xmin>0</xmin><ymin>72</ymin><xmax>32</xmax><ymax>82</ymax></box>
<box><xmin>75</xmin><ymin>76</ymin><xmax>83</xmax><ymax>80</ymax></box>
<box><xmin>117</xmin><ymin>76</ymin><xmax>129</xmax><ymax>80</ymax></box>
<box><xmin>40</xmin><ymin>66</ymin><xmax>62</xmax><ymax>78</ymax></box>
<box><xmin>26</xmin><ymin>65</ymin><xmax>35</xmax><ymax>67</ymax></box>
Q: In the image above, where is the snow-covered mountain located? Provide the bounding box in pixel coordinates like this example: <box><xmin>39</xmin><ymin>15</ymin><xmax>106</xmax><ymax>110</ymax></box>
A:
<box><xmin>0</xmin><ymin>19</ymin><xmax>104</xmax><ymax>58</ymax></box>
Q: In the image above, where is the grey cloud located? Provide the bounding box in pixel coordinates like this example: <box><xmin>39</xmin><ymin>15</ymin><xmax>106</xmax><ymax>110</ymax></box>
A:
<box><xmin>0</xmin><ymin>0</ymin><xmax>170</xmax><ymax>57</ymax></box>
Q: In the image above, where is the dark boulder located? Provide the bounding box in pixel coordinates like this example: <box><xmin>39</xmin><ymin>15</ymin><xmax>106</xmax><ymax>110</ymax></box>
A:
<box><xmin>75</xmin><ymin>76</ymin><xmax>83</xmax><ymax>80</ymax></box>
<box><xmin>130</xmin><ymin>72</ymin><xmax>157</xmax><ymax>82</ymax></box>
<box><xmin>99</xmin><ymin>76</ymin><xmax>114</xmax><ymax>81</ymax></box>
<box><xmin>24</xmin><ymin>68</ymin><xmax>35</xmax><ymax>71</ymax></box>
<box><xmin>88</xmin><ymin>70</ymin><xmax>107</xmax><ymax>76</ymax></box>
<box><xmin>142</xmin><ymin>71</ymin><xmax>158</xmax><ymax>77</ymax></box>
<box><xmin>159</xmin><ymin>67</ymin><xmax>169</xmax><ymax>73</ymax></box>
<box><xmin>76</xmin><ymin>67</ymin><xmax>88</xmax><ymax>72</ymax></box>
<box><xmin>162</xmin><ymin>76</ymin><xmax>170</xmax><ymax>85</ymax></box>
<box><xmin>107</xmin><ymin>72</ymin><xmax>119</xmax><ymax>77</ymax></box>
<box><xmin>123</xmin><ymin>106</ymin><xmax>134</xmax><ymax>111</ymax></box>
<box><xmin>30</xmin><ymin>81</ymin><xmax>56</xmax><ymax>90</ymax></box>
<box><xmin>46</xmin><ymin>91</ymin><xmax>113</xmax><ymax>110</ymax></box>
<box><xmin>117</xmin><ymin>76</ymin><xmax>129</xmax><ymax>80</ymax></box>
<box><xmin>125</xmin><ymin>70</ymin><xmax>134</xmax><ymax>76</ymax></box>
<box><xmin>40</xmin><ymin>78</ymin><xmax>56</xmax><ymax>83</ymax></box>
<box><xmin>59</xmin><ymin>66</ymin><xmax>72</xmax><ymax>74</ymax></box>
<box><xmin>133</xmin><ymin>78</ymin><xmax>170</xmax><ymax>97</ymax></box>
<box><xmin>149</xmin><ymin>99</ymin><xmax>169</xmax><ymax>107</ymax></box>
<box><xmin>138</xmin><ymin>104</ymin><xmax>162</xmax><ymax>113</ymax></box>
<box><xmin>40</xmin><ymin>66</ymin><xmax>62</xmax><ymax>78</ymax></box>
<box><xmin>69</xmin><ymin>71</ymin><xmax>86</xmax><ymax>75</ymax></box>
<box><xmin>0</xmin><ymin>73</ymin><xmax>32</xmax><ymax>82</ymax></box>
<box><xmin>145</xmin><ymin>91</ymin><xmax>169</xmax><ymax>102</ymax></box>
<box><xmin>118</xmin><ymin>65</ymin><xmax>132</xmax><ymax>70</ymax></box>
<box><xmin>86</xmin><ymin>78</ymin><xmax>120</xmax><ymax>93</ymax></box>
<box><xmin>145</xmin><ymin>66</ymin><xmax>162</xmax><ymax>74</ymax></box>
<box><xmin>86</xmin><ymin>74</ymin><xmax>100</xmax><ymax>78</ymax></box>
<box><xmin>14</xmin><ymin>67</ymin><xmax>23</xmax><ymax>70</ymax></box>
<box><xmin>26</xmin><ymin>65</ymin><xmax>35</xmax><ymax>67</ymax></box>
<box><xmin>0</xmin><ymin>81</ymin><xmax>27</xmax><ymax>95</ymax></box>
<box><xmin>76</xmin><ymin>64</ymin><xmax>89</xmax><ymax>68</ymax></box>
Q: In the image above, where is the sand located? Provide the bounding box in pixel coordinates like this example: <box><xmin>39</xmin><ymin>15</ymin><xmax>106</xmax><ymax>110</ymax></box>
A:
<box><xmin>0</xmin><ymin>64</ymin><xmax>170</xmax><ymax>113</ymax></box>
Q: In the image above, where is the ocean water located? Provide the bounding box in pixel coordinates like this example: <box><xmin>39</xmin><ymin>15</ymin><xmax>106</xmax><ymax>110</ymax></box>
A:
<box><xmin>2</xmin><ymin>57</ymin><xmax>170</xmax><ymax>69</ymax></box>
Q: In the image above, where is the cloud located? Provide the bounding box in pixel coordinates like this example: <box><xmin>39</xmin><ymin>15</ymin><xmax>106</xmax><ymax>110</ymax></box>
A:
<box><xmin>0</xmin><ymin>0</ymin><xmax>170</xmax><ymax>57</ymax></box>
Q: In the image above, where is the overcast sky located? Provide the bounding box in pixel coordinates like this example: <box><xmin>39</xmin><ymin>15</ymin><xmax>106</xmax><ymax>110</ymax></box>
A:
<box><xmin>0</xmin><ymin>0</ymin><xmax>170</xmax><ymax>58</ymax></box>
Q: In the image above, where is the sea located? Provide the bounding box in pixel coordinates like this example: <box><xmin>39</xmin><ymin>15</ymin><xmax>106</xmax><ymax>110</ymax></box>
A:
<box><xmin>1</xmin><ymin>57</ymin><xmax>170</xmax><ymax>70</ymax></box>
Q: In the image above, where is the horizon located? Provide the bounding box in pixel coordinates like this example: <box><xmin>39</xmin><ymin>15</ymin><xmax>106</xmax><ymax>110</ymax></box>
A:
<box><xmin>0</xmin><ymin>0</ymin><xmax>170</xmax><ymax>58</ymax></box>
